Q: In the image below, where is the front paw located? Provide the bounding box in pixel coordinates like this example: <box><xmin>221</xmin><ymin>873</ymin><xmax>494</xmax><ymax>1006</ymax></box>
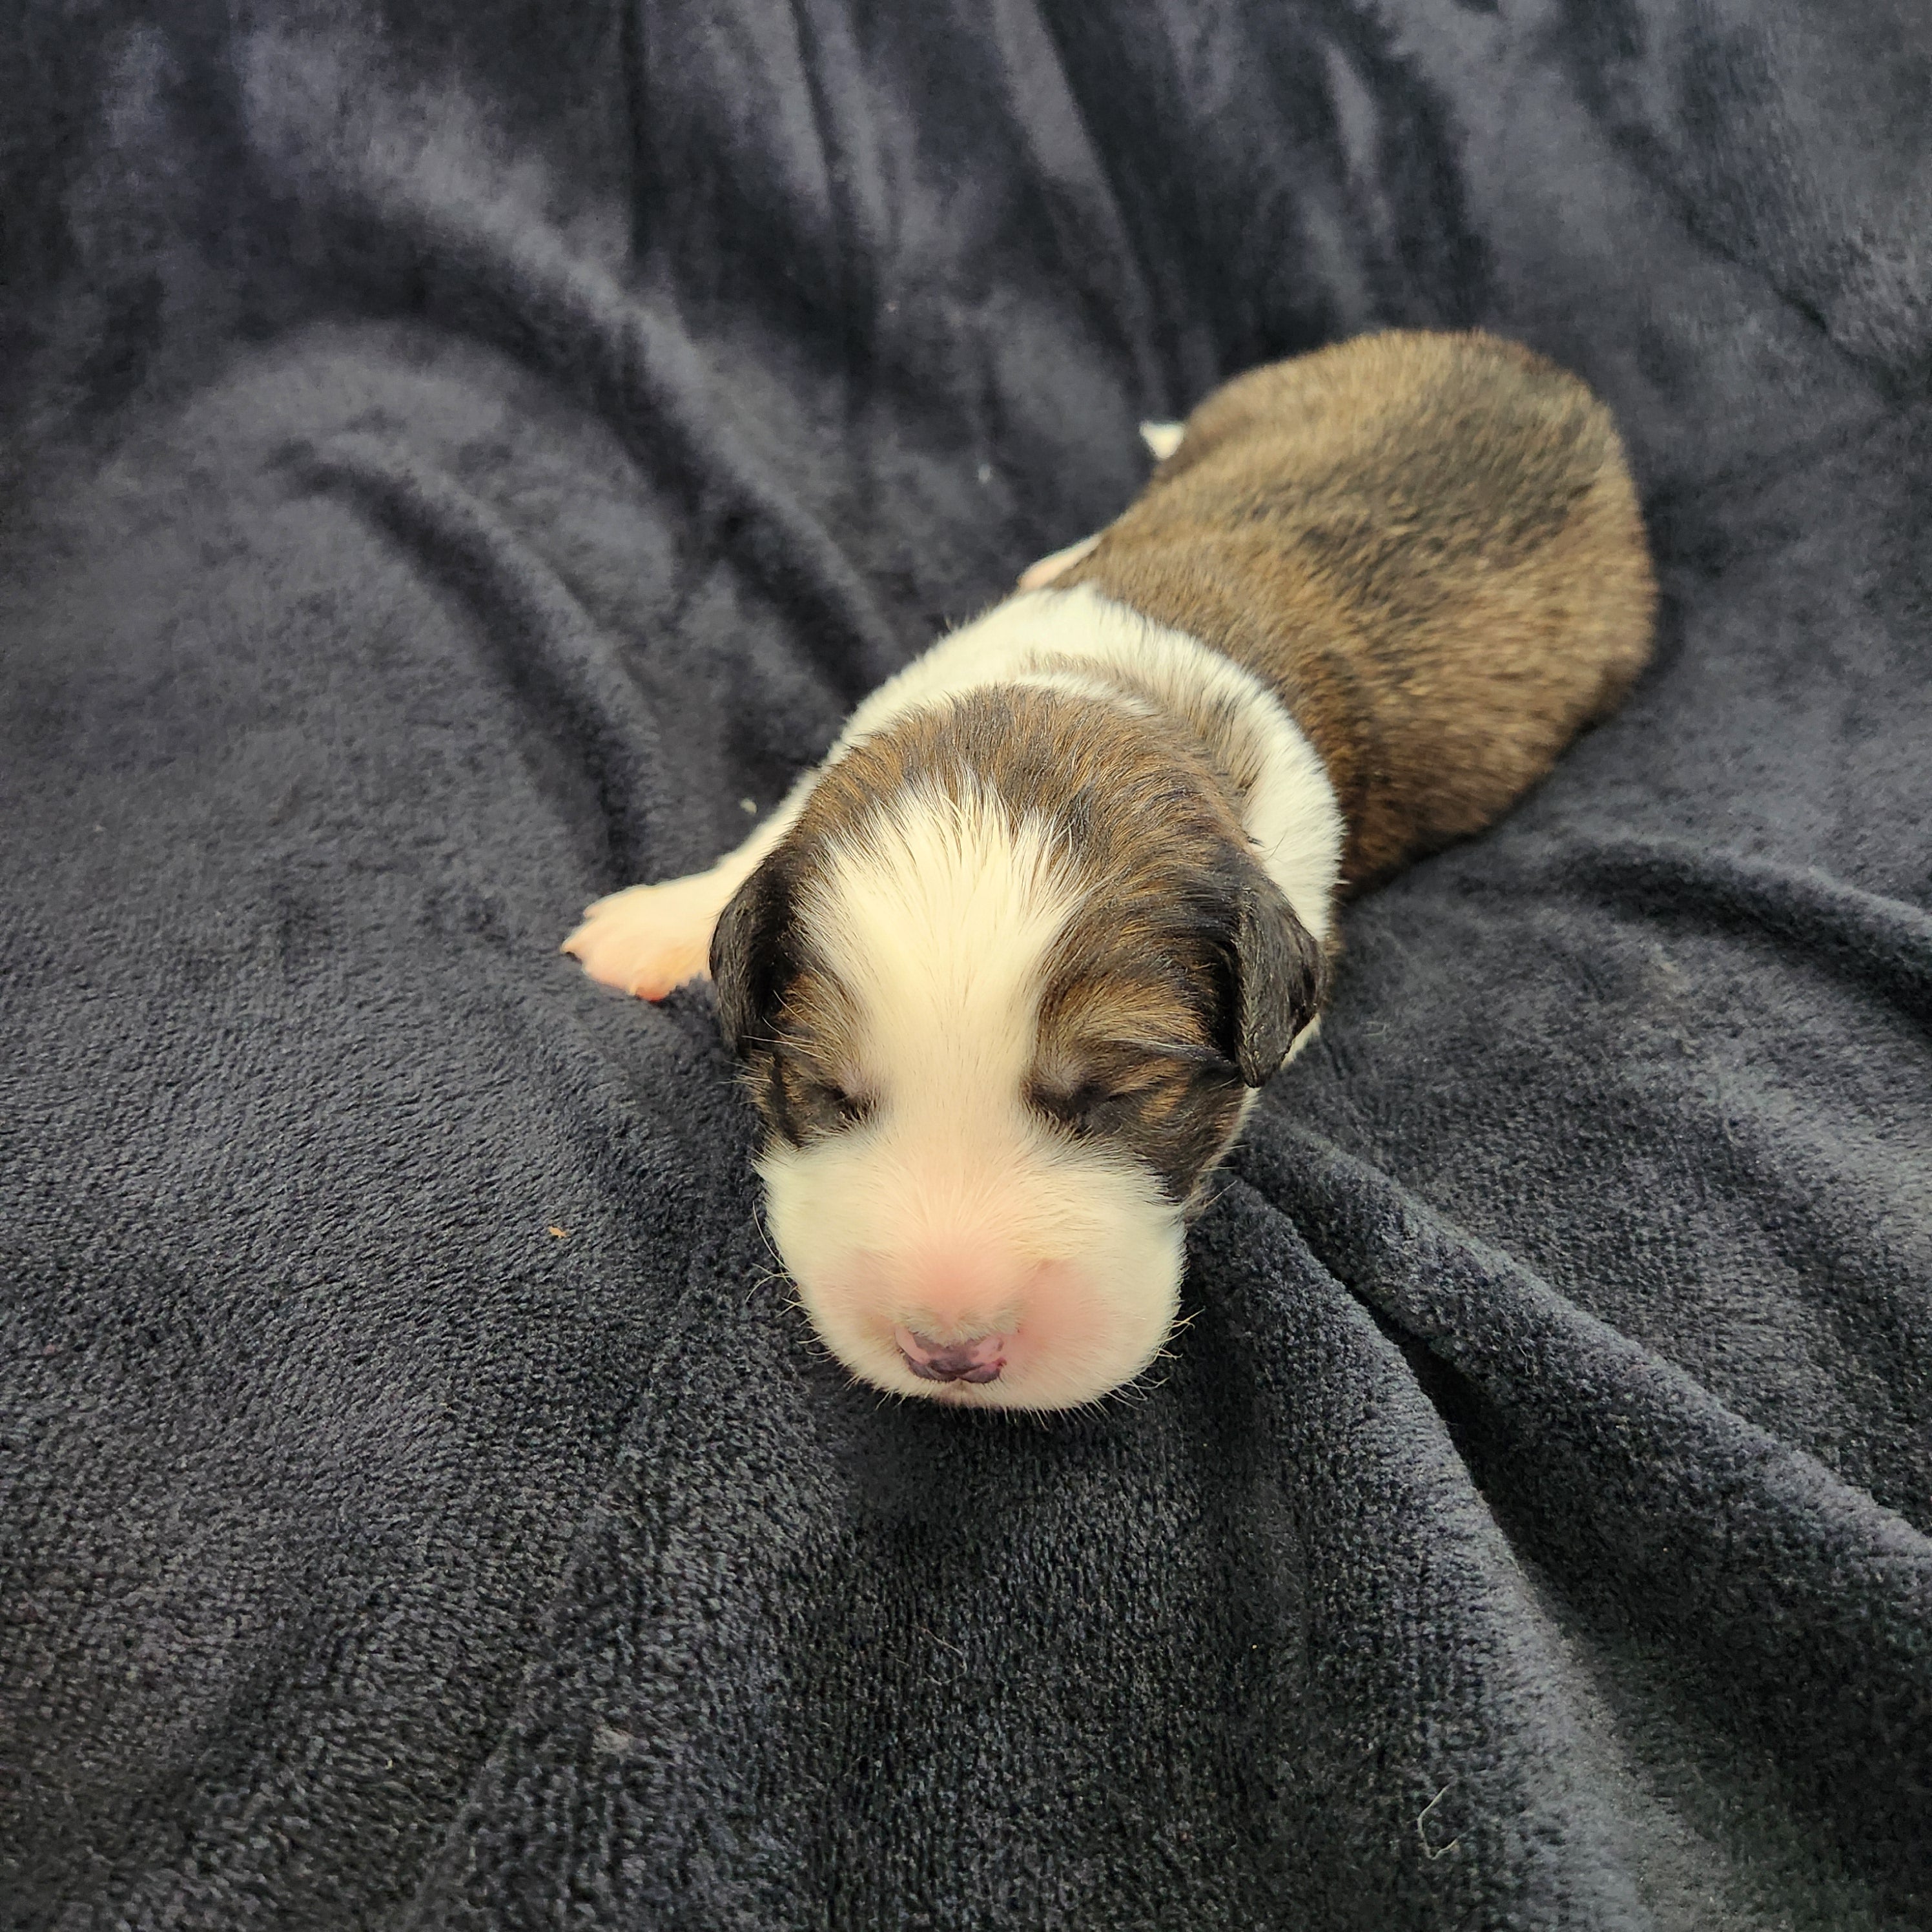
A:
<box><xmin>561</xmin><ymin>874</ymin><xmax>728</xmax><ymax>1002</ymax></box>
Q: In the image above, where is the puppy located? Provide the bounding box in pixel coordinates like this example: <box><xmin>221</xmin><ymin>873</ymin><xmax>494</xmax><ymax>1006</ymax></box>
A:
<box><xmin>564</xmin><ymin>330</ymin><xmax>1656</xmax><ymax>1411</ymax></box>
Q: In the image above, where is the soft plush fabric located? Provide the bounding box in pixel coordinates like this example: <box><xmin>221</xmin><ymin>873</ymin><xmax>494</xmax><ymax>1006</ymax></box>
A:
<box><xmin>3</xmin><ymin>2</ymin><xmax>1928</xmax><ymax>1926</ymax></box>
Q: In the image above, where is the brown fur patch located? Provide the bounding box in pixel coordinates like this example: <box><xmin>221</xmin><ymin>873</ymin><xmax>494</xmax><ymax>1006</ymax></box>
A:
<box><xmin>1057</xmin><ymin>329</ymin><xmax>1658</xmax><ymax>889</ymax></box>
<box><xmin>714</xmin><ymin>686</ymin><xmax>1313</xmax><ymax>1200</ymax></box>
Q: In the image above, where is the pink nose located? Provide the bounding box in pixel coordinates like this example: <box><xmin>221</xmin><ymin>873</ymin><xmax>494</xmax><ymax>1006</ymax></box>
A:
<box><xmin>894</xmin><ymin>1327</ymin><xmax>1008</xmax><ymax>1384</ymax></box>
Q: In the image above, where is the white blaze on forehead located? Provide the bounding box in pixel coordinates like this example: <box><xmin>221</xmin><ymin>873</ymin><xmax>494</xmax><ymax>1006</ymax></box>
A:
<box><xmin>761</xmin><ymin>772</ymin><xmax>1187</xmax><ymax>1410</ymax></box>
<box><xmin>804</xmin><ymin>781</ymin><xmax>1083</xmax><ymax>1113</ymax></box>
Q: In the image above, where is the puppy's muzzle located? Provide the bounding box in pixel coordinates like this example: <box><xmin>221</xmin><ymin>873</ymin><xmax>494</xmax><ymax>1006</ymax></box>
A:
<box><xmin>894</xmin><ymin>1328</ymin><xmax>1009</xmax><ymax>1384</ymax></box>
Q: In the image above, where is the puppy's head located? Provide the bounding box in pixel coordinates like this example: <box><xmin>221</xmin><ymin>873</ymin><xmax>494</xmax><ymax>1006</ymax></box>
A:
<box><xmin>712</xmin><ymin>688</ymin><xmax>1328</xmax><ymax>1410</ymax></box>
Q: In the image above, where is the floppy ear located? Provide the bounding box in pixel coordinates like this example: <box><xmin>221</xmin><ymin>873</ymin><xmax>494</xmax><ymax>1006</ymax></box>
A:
<box><xmin>708</xmin><ymin>850</ymin><xmax>799</xmax><ymax>1061</ymax></box>
<box><xmin>1228</xmin><ymin>863</ymin><xmax>1331</xmax><ymax>1085</ymax></box>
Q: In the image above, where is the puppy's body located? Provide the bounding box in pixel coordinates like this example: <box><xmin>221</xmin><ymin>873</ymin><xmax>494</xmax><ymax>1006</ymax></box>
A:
<box><xmin>1053</xmin><ymin>332</ymin><xmax>1655</xmax><ymax>888</ymax></box>
<box><xmin>565</xmin><ymin>331</ymin><xmax>1656</xmax><ymax>1410</ymax></box>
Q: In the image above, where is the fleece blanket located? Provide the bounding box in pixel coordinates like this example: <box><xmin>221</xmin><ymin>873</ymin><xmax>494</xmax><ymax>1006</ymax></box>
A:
<box><xmin>3</xmin><ymin>1</ymin><xmax>1929</xmax><ymax>1926</ymax></box>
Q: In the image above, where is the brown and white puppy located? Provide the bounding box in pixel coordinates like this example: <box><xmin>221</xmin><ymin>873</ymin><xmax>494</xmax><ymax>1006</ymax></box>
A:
<box><xmin>564</xmin><ymin>330</ymin><xmax>1656</xmax><ymax>1412</ymax></box>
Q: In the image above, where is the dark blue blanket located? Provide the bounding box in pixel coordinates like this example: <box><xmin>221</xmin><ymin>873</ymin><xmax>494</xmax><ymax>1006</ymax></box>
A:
<box><xmin>3</xmin><ymin>3</ymin><xmax>1927</xmax><ymax>1925</ymax></box>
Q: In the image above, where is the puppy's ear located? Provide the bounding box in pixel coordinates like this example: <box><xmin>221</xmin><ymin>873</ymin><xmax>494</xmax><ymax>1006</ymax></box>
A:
<box><xmin>708</xmin><ymin>850</ymin><xmax>799</xmax><ymax>1061</ymax></box>
<box><xmin>1225</xmin><ymin>862</ymin><xmax>1331</xmax><ymax>1086</ymax></box>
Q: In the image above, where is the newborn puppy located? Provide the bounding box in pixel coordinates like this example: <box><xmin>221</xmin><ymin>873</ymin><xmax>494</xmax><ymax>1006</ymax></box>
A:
<box><xmin>564</xmin><ymin>330</ymin><xmax>1656</xmax><ymax>1411</ymax></box>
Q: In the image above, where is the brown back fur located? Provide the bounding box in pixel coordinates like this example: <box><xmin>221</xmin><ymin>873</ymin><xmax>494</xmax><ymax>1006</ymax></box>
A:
<box><xmin>1059</xmin><ymin>329</ymin><xmax>1658</xmax><ymax>889</ymax></box>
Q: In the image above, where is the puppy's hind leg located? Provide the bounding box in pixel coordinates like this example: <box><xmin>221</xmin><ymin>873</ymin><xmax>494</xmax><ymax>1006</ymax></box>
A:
<box><xmin>562</xmin><ymin>782</ymin><xmax>808</xmax><ymax>1001</ymax></box>
<box><xmin>1017</xmin><ymin>532</ymin><xmax>1100</xmax><ymax>590</ymax></box>
<box><xmin>1139</xmin><ymin>420</ymin><xmax>1185</xmax><ymax>461</ymax></box>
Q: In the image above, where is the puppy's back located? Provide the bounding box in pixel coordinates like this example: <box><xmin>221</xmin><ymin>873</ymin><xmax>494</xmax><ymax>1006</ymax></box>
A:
<box><xmin>1061</xmin><ymin>330</ymin><xmax>1656</xmax><ymax>889</ymax></box>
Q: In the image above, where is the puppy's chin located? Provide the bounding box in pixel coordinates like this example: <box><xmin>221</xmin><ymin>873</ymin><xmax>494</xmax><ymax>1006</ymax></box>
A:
<box><xmin>757</xmin><ymin>1125</ymin><xmax>1185</xmax><ymax>1412</ymax></box>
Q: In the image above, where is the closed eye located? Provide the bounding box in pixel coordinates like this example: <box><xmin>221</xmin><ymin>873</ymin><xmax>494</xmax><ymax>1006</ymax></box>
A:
<box><xmin>1103</xmin><ymin>1038</ymin><xmax>1233</xmax><ymax>1071</ymax></box>
<box><xmin>1027</xmin><ymin>1079</ymin><xmax>1135</xmax><ymax>1138</ymax></box>
<box><xmin>816</xmin><ymin>1081</ymin><xmax>874</xmax><ymax>1127</ymax></box>
<box><xmin>1025</xmin><ymin>1035</ymin><xmax>1249</xmax><ymax>1202</ymax></box>
<box><xmin>770</xmin><ymin>1056</ymin><xmax>877</xmax><ymax>1143</ymax></box>
<box><xmin>1027</xmin><ymin>1037</ymin><xmax>1244</xmax><ymax>1146</ymax></box>
<box><xmin>801</xmin><ymin>1075</ymin><xmax>876</xmax><ymax>1131</ymax></box>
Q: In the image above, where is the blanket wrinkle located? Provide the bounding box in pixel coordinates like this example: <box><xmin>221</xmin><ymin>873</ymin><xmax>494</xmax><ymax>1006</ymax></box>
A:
<box><xmin>242</xmin><ymin>32</ymin><xmax>912</xmax><ymax>703</ymax></box>
<box><xmin>1478</xmin><ymin>835</ymin><xmax>1932</xmax><ymax>1026</ymax></box>
<box><xmin>297</xmin><ymin>431</ymin><xmax>672</xmax><ymax>883</ymax></box>
<box><xmin>1551</xmin><ymin>0</ymin><xmax>1932</xmax><ymax>392</ymax></box>
<box><xmin>1226</xmin><ymin>1132</ymin><xmax>1932</xmax><ymax>1907</ymax></box>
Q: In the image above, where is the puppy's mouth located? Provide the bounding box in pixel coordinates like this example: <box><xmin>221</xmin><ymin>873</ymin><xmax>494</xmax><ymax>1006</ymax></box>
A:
<box><xmin>892</xmin><ymin>1326</ymin><xmax>1009</xmax><ymax>1385</ymax></box>
<box><xmin>769</xmin><ymin>1212</ymin><xmax>1186</xmax><ymax>1410</ymax></box>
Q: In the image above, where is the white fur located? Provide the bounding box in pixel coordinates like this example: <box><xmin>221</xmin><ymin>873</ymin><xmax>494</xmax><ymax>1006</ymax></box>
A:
<box><xmin>564</xmin><ymin>583</ymin><xmax>1345</xmax><ymax>1408</ymax></box>
<box><xmin>759</xmin><ymin>784</ymin><xmax>1184</xmax><ymax>1410</ymax></box>
<box><xmin>1140</xmin><ymin>420</ymin><xmax>1186</xmax><ymax>461</ymax></box>
<box><xmin>830</xmin><ymin>586</ymin><xmax>1342</xmax><ymax>941</ymax></box>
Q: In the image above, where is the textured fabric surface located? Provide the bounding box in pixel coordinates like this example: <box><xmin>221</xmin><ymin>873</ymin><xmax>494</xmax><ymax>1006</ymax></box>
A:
<box><xmin>3</xmin><ymin>2</ymin><xmax>1929</xmax><ymax>1927</ymax></box>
